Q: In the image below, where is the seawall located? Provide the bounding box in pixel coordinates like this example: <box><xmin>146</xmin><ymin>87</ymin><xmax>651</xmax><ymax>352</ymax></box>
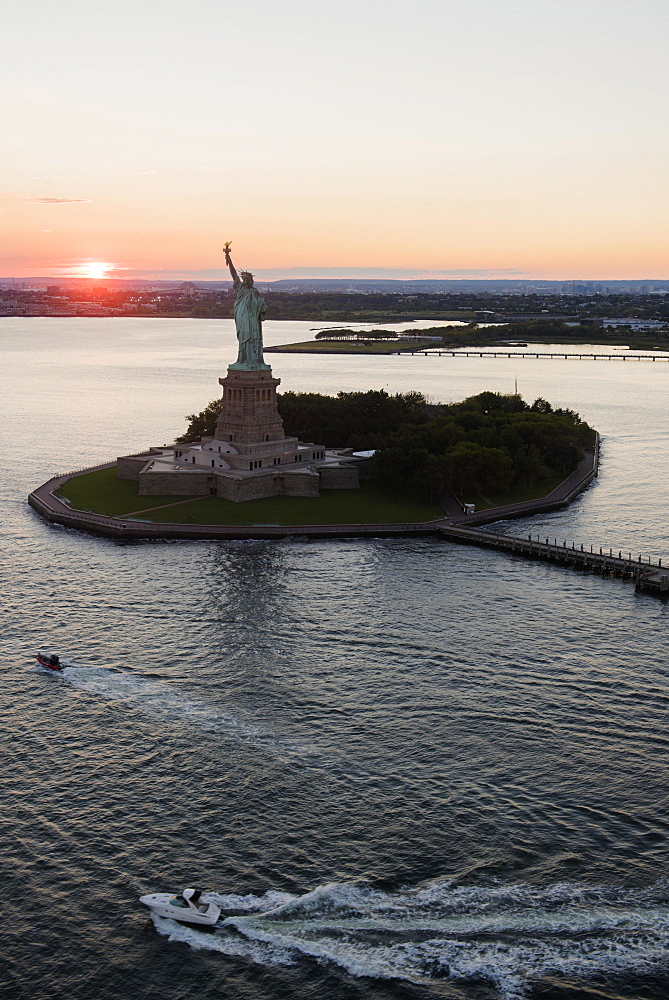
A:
<box><xmin>28</xmin><ymin>440</ymin><xmax>599</xmax><ymax>541</ymax></box>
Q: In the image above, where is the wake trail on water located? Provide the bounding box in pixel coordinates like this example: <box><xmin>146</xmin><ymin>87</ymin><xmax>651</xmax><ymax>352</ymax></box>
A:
<box><xmin>151</xmin><ymin>879</ymin><xmax>669</xmax><ymax>998</ymax></box>
<box><xmin>34</xmin><ymin>663</ymin><xmax>257</xmax><ymax>735</ymax></box>
<box><xmin>33</xmin><ymin>664</ymin><xmax>328</xmax><ymax>764</ymax></box>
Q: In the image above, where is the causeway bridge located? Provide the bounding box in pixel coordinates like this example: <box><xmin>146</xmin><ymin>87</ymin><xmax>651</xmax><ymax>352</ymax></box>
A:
<box><xmin>410</xmin><ymin>349</ymin><xmax>669</xmax><ymax>362</ymax></box>
<box><xmin>435</xmin><ymin>438</ymin><xmax>667</xmax><ymax>597</ymax></box>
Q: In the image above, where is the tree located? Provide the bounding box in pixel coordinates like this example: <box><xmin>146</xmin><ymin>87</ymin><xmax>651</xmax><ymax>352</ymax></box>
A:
<box><xmin>444</xmin><ymin>443</ymin><xmax>513</xmax><ymax>498</ymax></box>
<box><xmin>530</xmin><ymin>397</ymin><xmax>553</xmax><ymax>414</ymax></box>
<box><xmin>354</xmin><ymin>330</ymin><xmax>397</xmax><ymax>341</ymax></box>
<box><xmin>314</xmin><ymin>329</ymin><xmax>356</xmax><ymax>340</ymax></box>
<box><xmin>459</xmin><ymin>391</ymin><xmax>528</xmax><ymax>414</ymax></box>
<box><xmin>176</xmin><ymin>398</ymin><xmax>222</xmax><ymax>442</ymax></box>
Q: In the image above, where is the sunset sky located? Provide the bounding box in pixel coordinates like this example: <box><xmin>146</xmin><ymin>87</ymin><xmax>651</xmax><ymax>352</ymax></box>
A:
<box><xmin>2</xmin><ymin>0</ymin><xmax>668</xmax><ymax>280</ymax></box>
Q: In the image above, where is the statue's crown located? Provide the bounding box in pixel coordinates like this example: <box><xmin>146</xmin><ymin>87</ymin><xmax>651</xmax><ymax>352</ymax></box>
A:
<box><xmin>240</xmin><ymin>270</ymin><xmax>253</xmax><ymax>279</ymax></box>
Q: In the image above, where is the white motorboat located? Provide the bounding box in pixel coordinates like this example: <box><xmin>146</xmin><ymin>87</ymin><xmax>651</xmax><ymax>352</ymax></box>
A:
<box><xmin>139</xmin><ymin>887</ymin><xmax>221</xmax><ymax>926</ymax></box>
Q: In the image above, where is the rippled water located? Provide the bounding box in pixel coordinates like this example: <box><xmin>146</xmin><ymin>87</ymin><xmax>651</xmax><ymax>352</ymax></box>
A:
<box><xmin>1</xmin><ymin>318</ymin><xmax>668</xmax><ymax>1000</ymax></box>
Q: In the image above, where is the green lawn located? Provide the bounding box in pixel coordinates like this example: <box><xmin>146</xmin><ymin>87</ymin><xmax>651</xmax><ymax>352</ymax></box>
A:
<box><xmin>57</xmin><ymin>467</ymin><xmax>182</xmax><ymax>516</ymax></box>
<box><xmin>265</xmin><ymin>339</ymin><xmax>430</xmax><ymax>355</ymax></box>
<box><xmin>56</xmin><ymin>463</ymin><xmax>574</xmax><ymax>525</ymax></box>
<box><xmin>56</xmin><ymin>466</ymin><xmax>444</xmax><ymax>525</ymax></box>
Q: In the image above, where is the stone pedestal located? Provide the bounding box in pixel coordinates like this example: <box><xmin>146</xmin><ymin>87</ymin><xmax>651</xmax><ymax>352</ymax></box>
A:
<box><xmin>215</xmin><ymin>367</ymin><xmax>286</xmax><ymax>446</ymax></box>
<box><xmin>116</xmin><ymin>362</ymin><xmax>358</xmax><ymax>502</ymax></box>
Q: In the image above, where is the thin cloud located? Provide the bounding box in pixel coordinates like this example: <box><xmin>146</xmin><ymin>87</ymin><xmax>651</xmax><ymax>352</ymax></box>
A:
<box><xmin>127</xmin><ymin>266</ymin><xmax>526</xmax><ymax>280</ymax></box>
<box><xmin>27</xmin><ymin>197</ymin><xmax>92</xmax><ymax>205</ymax></box>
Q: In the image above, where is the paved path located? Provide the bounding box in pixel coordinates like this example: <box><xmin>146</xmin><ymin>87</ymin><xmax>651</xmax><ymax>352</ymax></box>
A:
<box><xmin>120</xmin><ymin>495</ymin><xmax>206</xmax><ymax>517</ymax></box>
<box><xmin>446</xmin><ymin>449</ymin><xmax>598</xmax><ymax>527</ymax></box>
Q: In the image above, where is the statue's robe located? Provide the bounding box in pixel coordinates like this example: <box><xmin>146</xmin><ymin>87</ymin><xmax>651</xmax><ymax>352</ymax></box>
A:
<box><xmin>232</xmin><ymin>280</ymin><xmax>268</xmax><ymax>369</ymax></box>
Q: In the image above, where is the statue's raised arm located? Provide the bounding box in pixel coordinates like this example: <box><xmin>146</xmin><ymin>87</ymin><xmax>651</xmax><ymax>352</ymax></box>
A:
<box><xmin>223</xmin><ymin>242</ymin><xmax>240</xmax><ymax>287</ymax></box>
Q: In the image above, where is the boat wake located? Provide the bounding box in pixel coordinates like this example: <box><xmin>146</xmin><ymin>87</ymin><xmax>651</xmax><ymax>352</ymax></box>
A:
<box><xmin>33</xmin><ymin>663</ymin><xmax>326</xmax><ymax>764</ymax></box>
<box><xmin>50</xmin><ymin>663</ymin><xmax>261</xmax><ymax>737</ymax></box>
<box><xmin>150</xmin><ymin>879</ymin><xmax>669</xmax><ymax>998</ymax></box>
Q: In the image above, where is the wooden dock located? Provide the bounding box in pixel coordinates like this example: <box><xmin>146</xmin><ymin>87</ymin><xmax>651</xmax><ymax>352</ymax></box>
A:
<box><xmin>438</xmin><ymin>524</ymin><xmax>669</xmax><ymax>595</ymax></box>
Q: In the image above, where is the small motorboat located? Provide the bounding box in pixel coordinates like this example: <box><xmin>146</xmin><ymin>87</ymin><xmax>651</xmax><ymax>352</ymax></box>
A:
<box><xmin>34</xmin><ymin>653</ymin><xmax>74</xmax><ymax>671</ymax></box>
<box><xmin>139</xmin><ymin>887</ymin><xmax>221</xmax><ymax>926</ymax></box>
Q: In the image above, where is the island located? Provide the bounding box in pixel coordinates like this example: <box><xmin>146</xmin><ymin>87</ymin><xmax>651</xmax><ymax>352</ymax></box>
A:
<box><xmin>266</xmin><ymin>320</ymin><xmax>669</xmax><ymax>355</ymax></box>
<box><xmin>28</xmin><ymin>246</ymin><xmax>599</xmax><ymax>533</ymax></box>
<box><xmin>30</xmin><ymin>388</ymin><xmax>596</xmax><ymax>533</ymax></box>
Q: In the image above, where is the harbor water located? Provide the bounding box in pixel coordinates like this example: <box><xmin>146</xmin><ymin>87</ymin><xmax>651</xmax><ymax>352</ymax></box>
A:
<box><xmin>1</xmin><ymin>317</ymin><xmax>668</xmax><ymax>1000</ymax></box>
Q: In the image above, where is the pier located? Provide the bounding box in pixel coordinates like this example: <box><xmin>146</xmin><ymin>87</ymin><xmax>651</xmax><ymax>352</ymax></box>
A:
<box><xmin>436</xmin><ymin>437</ymin><xmax>667</xmax><ymax>597</ymax></box>
<box><xmin>438</xmin><ymin>525</ymin><xmax>668</xmax><ymax>595</ymax></box>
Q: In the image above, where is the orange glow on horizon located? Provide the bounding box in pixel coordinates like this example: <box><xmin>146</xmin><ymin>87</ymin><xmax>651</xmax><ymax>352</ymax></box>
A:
<box><xmin>78</xmin><ymin>262</ymin><xmax>112</xmax><ymax>280</ymax></box>
<box><xmin>4</xmin><ymin>222</ymin><xmax>668</xmax><ymax>282</ymax></box>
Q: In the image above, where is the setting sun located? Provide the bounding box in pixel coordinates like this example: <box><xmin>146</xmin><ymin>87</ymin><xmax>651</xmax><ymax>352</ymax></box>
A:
<box><xmin>81</xmin><ymin>261</ymin><xmax>111</xmax><ymax>280</ymax></box>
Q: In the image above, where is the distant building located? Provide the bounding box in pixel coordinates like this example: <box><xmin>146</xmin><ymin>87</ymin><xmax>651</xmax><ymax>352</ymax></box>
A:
<box><xmin>604</xmin><ymin>318</ymin><xmax>667</xmax><ymax>331</ymax></box>
<box><xmin>493</xmin><ymin>313</ymin><xmax>579</xmax><ymax>323</ymax></box>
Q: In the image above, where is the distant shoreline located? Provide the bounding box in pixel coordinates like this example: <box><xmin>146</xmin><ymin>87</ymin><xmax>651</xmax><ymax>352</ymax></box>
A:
<box><xmin>2</xmin><ymin>313</ymin><xmax>667</xmax><ymax>352</ymax></box>
<box><xmin>266</xmin><ymin>338</ymin><xmax>669</xmax><ymax>355</ymax></box>
<box><xmin>0</xmin><ymin>310</ymin><xmax>471</xmax><ymax>323</ymax></box>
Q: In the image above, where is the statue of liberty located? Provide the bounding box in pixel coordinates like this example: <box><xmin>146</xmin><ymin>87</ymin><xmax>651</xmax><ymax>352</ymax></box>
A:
<box><xmin>224</xmin><ymin>243</ymin><xmax>270</xmax><ymax>370</ymax></box>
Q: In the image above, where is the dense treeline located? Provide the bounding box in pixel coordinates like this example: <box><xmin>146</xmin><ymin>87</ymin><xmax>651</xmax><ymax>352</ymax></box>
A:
<box><xmin>311</xmin><ymin>320</ymin><xmax>669</xmax><ymax>349</ymax></box>
<box><xmin>435</xmin><ymin>321</ymin><xmax>571</xmax><ymax>346</ymax></box>
<box><xmin>426</xmin><ymin>320</ymin><xmax>668</xmax><ymax>348</ymax></box>
<box><xmin>178</xmin><ymin>389</ymin><xmax>594</xmax><ymax>504</ymax></box>
<box><xmin>148</xmin><ymin>290</ymin><xmax>669</xmax><ymax>324</ymax></box>
<box><xmin>278</xmin><ymin>390</ymin><xmax>427</xmax><ymax>449</ymax></box>
<box><xmin>153</xmin><ymin>292</ymin><xmax>471</xmax><ymax>321</ymax></box>
<box><xmin>369</xmin><ymin>391</ymin><xmax>594</xmax><ymax>502</ymax></box>
<box><xmin>314</xmin><ymin>329</ymin><xmax>399</xmax><ymax>340</ymax></box>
